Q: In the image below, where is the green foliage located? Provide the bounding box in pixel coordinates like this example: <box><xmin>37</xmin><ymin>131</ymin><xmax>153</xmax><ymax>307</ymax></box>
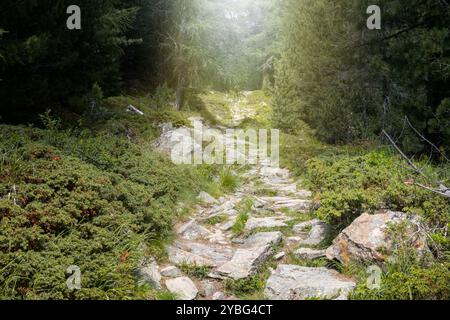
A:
<box><xmin>224</xmin><ymin>271</ymin><xmax>269</xmax><ymax>299</ymax></box>
<box><xmin>305</xmin><ymin>149</ymin><xmax>450</xmax><ymax>231</ymax></box>
<box><xmin>0</xmin><ymin>105</ymin><xmax>211</xmax><ymax>299</ymax></box>
<box><xmin>231</xmin><ymin>212</ymin><xmax>249</xmax><ymax>237</ymax></box>
<box><xmin>350</xmin><ymin>224</ymin><xmax>449</xmax><ymax>300</ymax></box>
<box><xmin>352</xmin><ymin>263</ymin><xmax>450</xmax><ymax>300</ymax></box>
<box><xmin>178</xmin><ymin>263</ymin><xmax>211</xmax><ymax>280</ymax></box>
<box><xmin>219</xmin><ymin>167</ymin><xmax>239</xmax><ymax>193</ymax></box>
<box><xmin>0</xmin><ymin>1</ymin><xmax>140</xmax><ymax>120</ymax></box>
<box><xmin>274</xmin><ymin>0</ymin><xmax>450</xmax><ymax>155</ymax></box>
<box><xmin>205</xmin><ymin>214</ymin><xmax>228</xmax><ymax>226</ymax></box>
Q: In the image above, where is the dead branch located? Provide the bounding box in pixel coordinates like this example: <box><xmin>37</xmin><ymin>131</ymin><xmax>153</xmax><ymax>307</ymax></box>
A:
<box><xmin>382</xmin><ymin>130</ymin><xmax>450</xmax><ymax>200</ymax></box>
<box><xmin>382</xmin><ymin>130</ymin><xmax>428</xmax><ymax>179</ymax></box>
<box><xmin>404</xmin><ymin>116</ymin><xmax>450</xmax><ymax>163</ymax></box>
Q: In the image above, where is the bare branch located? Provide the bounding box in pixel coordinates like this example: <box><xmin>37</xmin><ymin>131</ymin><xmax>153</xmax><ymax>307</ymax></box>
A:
<box><xmin>405</xmin><ymin>116</ymin><xmax>450</xmax><ymax>163</ymax></box>
<box><xmin>382</xmin><ymin>130</ymin><xmax>428</xmax><ymax>179</ymax></box>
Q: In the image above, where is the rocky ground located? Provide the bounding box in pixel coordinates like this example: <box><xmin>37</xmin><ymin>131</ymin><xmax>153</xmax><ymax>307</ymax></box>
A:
<box><xmin>139</xmin><ymin>96</ymin><xmax>429</xmax><ymax>300</ymax></box>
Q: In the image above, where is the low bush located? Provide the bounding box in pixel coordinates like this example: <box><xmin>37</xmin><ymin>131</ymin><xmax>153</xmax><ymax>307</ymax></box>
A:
<box><xmin>0</xmin><ymin>103</ymin><xmax>210</xmax><ymax>299</ymax></box>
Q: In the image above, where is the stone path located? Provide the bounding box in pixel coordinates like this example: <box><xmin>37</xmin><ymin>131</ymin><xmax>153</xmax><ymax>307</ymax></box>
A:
<box><xmin>148</xmin><ymin>102</ymin><xmax>357</xmax><ymax>300</ymax></box>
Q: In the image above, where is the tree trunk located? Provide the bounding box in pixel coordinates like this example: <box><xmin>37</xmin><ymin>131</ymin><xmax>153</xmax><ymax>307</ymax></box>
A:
<box><xmin>175</xmin><ymin>75</ymin><xmax>185</xmax><ymax>110</ymax></box>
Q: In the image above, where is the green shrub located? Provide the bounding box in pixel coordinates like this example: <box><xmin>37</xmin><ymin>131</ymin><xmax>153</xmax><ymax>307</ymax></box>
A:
<box><xmin>351</xmin><ymin>263</ymin><xmax>450</xmax><ymax>300</ymax></box>
<box><xmin>219</xmin><ymin>167</ymin><xmax>239</xmax><ymax>192</ymax></box>
<box><xmin>0</xmin><ymin>111</ymin><xmax>208</xmax><ymax>299</ymax></box>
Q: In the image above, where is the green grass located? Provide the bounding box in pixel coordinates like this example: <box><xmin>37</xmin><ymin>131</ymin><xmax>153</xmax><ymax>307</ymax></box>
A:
<box><xmin>177</xmin><ymin>263</ymin><xmax>212</xmax><ymax>280</ymax></box>
<box><xmin>231</xmin><ymin>212</ymin><xmax>249</xmax><ymax>237</ymax></box>
<box><xmin>231</xmin><ymin>197</ymin><xmax>255</xmax><ymax>236</ymax></box>
<box><xmin>204</xmin><ymin>214</ymin><xmax>228</xmax><ymax>226</ymax></box>
<box><xmin>219</xmin><ymin>167</ymin><xmax>240</xmax><ymax>192</ymax></box>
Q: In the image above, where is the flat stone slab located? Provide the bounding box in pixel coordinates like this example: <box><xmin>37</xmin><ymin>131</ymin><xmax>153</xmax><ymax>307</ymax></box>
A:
<box><xmin>245</xmin><ymin>217</ymin><xmax>289</xmax><ymax>231</ymax></box>
<box><xmin>259</xmin><ymin>167</ymin><xmax>290</xmax><ymax>179</ymax></box>
<box><xmin>214</xmin><ymin>246</ymin><xmax>272</xmax><ymax>280</ymax></box>
<box><xmin>176</xmin><ymin>241</ymin><xmax>234</xmax><ymax>265</ymax></box>
<box><xmin>214</xmin><ymin>232</ymin><xmax>282</xmax><ymax>280</ymax></box>
<box><xmin>160</xmin><ymin>266</ymin><xmax>182</xmax><ymax>278</ymax></box>
<box><xmin>265</xmin><ymin>265</ymin><xmax>356</xmax><ymax>300</ymax></box>
<box><xmin>167</xmin><ymin>246</ymin><xmax>217</xmax><ymax>267</ymax></box>
<box><xmin>176</xmin><ymin>219</ymin><xmax>211</xmax><ymax>240</ymax></box>
<box><xmin>241</xmin><ymin>231</ymin><xmax>283</xmax><ymax>249</ymax></box>
<box><xmin>166</xmin><ymin>277</ymin><xmax>198</xmax><ymax>300</ymax></box>
<box><xmin>258</xmin><ymin>196</ymin><xmax>312</xmax><ymax>211</ymax></box>
<box><xmin>294</xmin><ymin>248</ymin><xmax>326</xmax><ymax>260</ymax></box>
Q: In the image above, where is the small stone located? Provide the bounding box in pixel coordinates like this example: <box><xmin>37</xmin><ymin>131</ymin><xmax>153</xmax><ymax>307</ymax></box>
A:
<box><xmin>160</xmin><ymin>266</ymin><xmax>182</xmax><ymax>278</ymax></box>
<box><xmin>200</xmin><ymin>280</ymin><xmax>216</xmax><ymax>297</ymax></box>
<box><xmin>135</xmin><ymin>258</ymin><xmax>161</xmax><ymax>289</ymax></box>
<box><xmin>166</xmin><ymin>277</ymin><xmax>198</xmax><ymax>300</ymax></box>
<box><xmin>294</xmin><ymin>248</ymin><xmax>326</xmax><ymax>260</ymax></box>
<box><xmin>293</xmin><ymin>220</ymin><xmax>331</xmax><ymax>246</ymax></box>
<box><xmin>213</xmin><ymin>292</ymin><xmax>225</xmax><ymax>300</ymax></box>
<box><xmin>274</xmin><ymin>252</ymin><xmax>286</xmax><ymax>260</ymax></box>
<box><xmin>197</xmin><ymin>191</ymin><xmax>218</xmax><ymax>204</ymax></box>
<box><xmin>292</xmin><ymin>219</ymin><xmax>321</xmax><ymax>234</ymax></box>
<box><xmin>287</xmin><ymin>236</ymin><xmax>303</xmax><ymax>244</ymax></box>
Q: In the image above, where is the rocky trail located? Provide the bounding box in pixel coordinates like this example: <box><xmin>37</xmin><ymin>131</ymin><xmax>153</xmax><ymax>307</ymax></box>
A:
<box><xmin>141</xmin><ymin>96</ymin><xmax>429</xmax><ymax>300</ymax></box>
<box><xmin>163</xmin><ymin>157</ymin><xmax>356</xmax><ymax>300</ymax></box>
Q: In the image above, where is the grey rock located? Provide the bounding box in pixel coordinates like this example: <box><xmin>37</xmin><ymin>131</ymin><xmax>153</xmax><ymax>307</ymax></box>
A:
<box><xmin>167</xmin><ymin>246</ymin><xmax>216</xmax><ymax>267</ymax></box>
<box><xmin>294</xmin><ymin>248</ymin><xmax>326</xmax><ymax>260</ymax></box>
<box><xmin>245</xmin><ymin>217</ymin><xmax>289</xmax><ymax>231</ymax></box>
<box><xmin>160</xmin><ymin>266</ymin><xmax>182</xmax><ymax>278</ymax></box>
<box><xmin>153</xmin><ymin>126</ymin><xmax>202</xmax><ymax>160</ymax></box>
<box><xmin>214</xmin><ymin>246</ymin><xmax>271</xmax><ymax>280</ymax></box>
<box><xmin>176</xmin><ymin>241</ymin><xmax>234</xmax><ymax>265</ymax></box>
<box><xmin>176</xmin><ymin>219</ymin><xmax>211</xmax><ymax>240</ymax></box>
<box><xmin>213</xmin><ymin>292</ymin><xmax>225</xmax><ymax>300</ymax></box>
<box><xmin>214</xmin><ymin>232</ymin><xmax>282</xmax><ymax>280</ymax></box>
<box><xmin>293</xmin><ymin>220</ymin><xmax>331</xmax><ymax>246</ymax></box>
<box><xmin>292</xmin><ymin>219</ymin><xmax>321</xmax><ymax>234</ymax></box>
<box><xmin>135</xmin><ymin>258</ymin><xmax>161</xmax><ymax>289</ymax></box>
<box><xmin>259</xmin><ymin>196</ymin><xmax>312</xmax><ymax>212</ymax></box>
<box><xmin>286</xmin><ymin>236</ymin><xmax>303</xmax><ymax>244</ymax></box>
<box><xmin>197</xmin><ymin>191</ymin><xmax>218</xmax><ymax>205</ymax></box>
<box><xmin>166</xmin><ymin>277</ymin><xmax>198</xmax><ymax>300</ymax></box>
<box><xmin>242</xmin><ymin>231</ymin><xmax>283</xmax><ymax>249</ymax></box>
<box><xmin>265</xmin><ymin>264</ymin><xmax>356</xmax><ymax>300</ymax></box>
<box><xmin>326</xmin><ymin>211</ymin><xmax>429</xmax><ymax>264</ymax></box>
<box><xmin>274</xmin><ymin>252</ymin><xmax>286</xmax><ymax>260</ymax></box>
<box><xmin>200</xmin><ymin>280</ymin><xmax>216</xmax><ymax>297</ymax></box>
<box><xmin>220</xmin><ymin>217</ymin><xmax>237</xmax><ymax>231</ymax></box>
